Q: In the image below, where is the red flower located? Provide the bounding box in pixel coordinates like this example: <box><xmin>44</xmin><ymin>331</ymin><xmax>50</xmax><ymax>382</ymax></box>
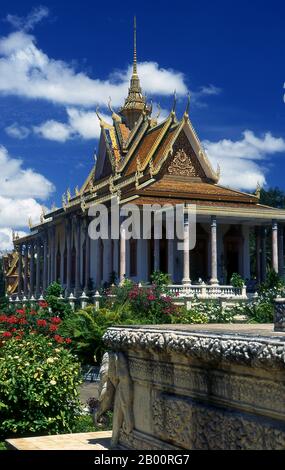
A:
<box><xmin>37</xmin><ymin>319</ymin><xmax>47</xmax><ymax>327</ymax></box>
<box><xmin>18</xmin><ymin>318</ymin><xmax>28</xmax><ymax>325</ymax></box>
<box><xmin>0</xmin><ymin>315</ymin><xmax>7</xmax><ymax>322</ymax></box>
<box><xmin>11</xmin><ymin>328</ymin><xmax>17</xmax><ymax>332</ymax></box>
<box><xmin>65</xmin><ymin>338</ymin><xmax>72</xmax><ymax>344</ymax></box>
<box><xmin>50</xmin><ymin>317</ymin><xmax>61</xmax><ymax>325</ymax></box>
<box><xmin>39</xmin><ymin>301</ymin><xmax>48</xmax><ymax>308</ymax></box>
<box><xmin>29</xmin><ymin>309</ymin><xmax>37</xmax><ymax>315</ymax></box>
<box><xmin>49</xmin><ymin>324</ymin><xmax>58</xmax><ymax>332</ymax></box>
<box><xmin>7</xmin><ymin>316</ymin><xmax>18</xmax><ymax>324</ymax></box>
<box><xmin>2</xmin><ymin>332</ymin><xmax>12</xmax><ymax>338</ymax></box>
<box><xmin>16</xmin><ymin>309</ymin><xmax>25</xmax><ymax>315</ymax></box>
<box><xmin>54</xmin><ymin>334</ymin><xmax>64</xmax><ymax>343</ymax></box>
<box><xmin>15</xmin><ymin>336</ymin><xmax>22</xmax><ymax>340</ymax></box>
<box><xmin>147</xmin><ymin>294</ymin><xmax>156</xmax><ymax>301</ymax></box>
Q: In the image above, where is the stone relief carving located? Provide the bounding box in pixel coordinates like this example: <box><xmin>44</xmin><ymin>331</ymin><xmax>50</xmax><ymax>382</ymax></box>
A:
<box><xmin>128</xmin><ymin>357</ymin><xmax>285</xmax><ymax>416</ymax></box>
<box><xmin>94</xmin><ymin>351</ymin><xmax>134</xmax><ymax>447</ymax></box>
<box><xmin>167</xmin><ymin>131</ymin><xmax>205</xmax><ymax>178</ymax></box>
<box><xmin>152</xmin><ymin>393</ymin><xmax>285</xmax><ymax>450</ymax></box>
<box><xmin>103</xmin><ymin>328</ymin><xmax>285</xmax><ymax>370</ymax></box>
<box><xmin>167</xmin><ymin>149</ymin><xmax>198</xmax><ymax>177</ymax></box>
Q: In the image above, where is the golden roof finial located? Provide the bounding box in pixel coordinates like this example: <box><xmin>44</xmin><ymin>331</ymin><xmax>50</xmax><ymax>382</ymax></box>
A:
<box><xmin>255</xmin><ymin>181</ymin><xmax>261</xmax><ymax>199</ymax></box>
<box><xmin>171</xmin><ymin>90</ymin><xmax>177</xmax><ymax>115</ymax></box>
<box><xmin>67</xmin><ymin>188</ymin><xmax>71</xmax><ymax>202</ymax></box>
<box><xmin>156</xmin><ymin>103</ymin><xmax>161</xmax><ymax>121</ymax></box>
<box><xmin>75</xmin><ymin>186</ymin><xmax>80</xmax><ymax>197</ymax></box>
<box><xmin>184</xmin><ymin>92</ymin><xmax>190</xmax><ymax>117</ymax></box>
<box><xmin>133</xmin><ymin>15</ymin><xmax>137</xmax><ymax>75</ymax></box>
<box><xmin>28</xmin><ymin>217</ymin><xmax>33</xmax><ymax>229</ymax></box>
<box><xmin>62</xmin><ymin>192</ymin><xmax>67</xmax><ymax>207</ymax></box>
<box><xmin>216</xmin><ymin>163</ymin><xmax>221</xmax><ymax>180</ymax></box>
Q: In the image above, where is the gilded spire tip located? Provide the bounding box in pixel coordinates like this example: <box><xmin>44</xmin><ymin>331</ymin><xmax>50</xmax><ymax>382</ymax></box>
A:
<box><xmin>133</xmin><ymin>15</ymin><xmax>137</xmax><ymax>75</ymax></box>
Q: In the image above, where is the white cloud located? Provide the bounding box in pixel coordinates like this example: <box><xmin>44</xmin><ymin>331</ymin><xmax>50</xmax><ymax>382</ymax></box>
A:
<box><xmin>0</xmin><ymin>196</ymin><xmax>44</xmax><ymax>229</ymax></box>
<box><xmin>5</xmin><ymin>122</ymin><xmax>30</xmax><ymax>139</ymax></box>
<box><xmin>6</xmin><ymin>6</ymin><xmax>49</xmax><ymax>32</ymax></box>
<box><xmin>0</xmin><ymin>145</ymin><xmax>54</xmax><ymax>250</ymax></box>
<box><xmin>0</xmin><ymin>30</ymin><xmax>189</xmax><ymax>108</ymax></box>
<box><xmin>0</xmin><ymin>228</ymin><xmax>27</xmax><ymax>252</ymax></box>
<box><xmin>34</xmin><ymin>120</ymin><xmax>73</xmax><ymax>142</ymax></box>
<box><xmin>66</xmin><ymin>108</ymin><xmax>101</xmax><ymax>139</ymax></box>
<box><xmin>203</xmin><ymin>130</ymin><xmax>285</xmax><ymax>191</ymax></box>
<box><xmin>0</xmin><ymin>145</ymin><xmax>54</xmax><ymax>199</ymax></box>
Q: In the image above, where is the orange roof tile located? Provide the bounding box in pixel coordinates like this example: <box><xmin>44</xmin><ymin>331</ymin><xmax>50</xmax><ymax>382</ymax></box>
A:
<box><xmin>137</xmin><ymin>178</ymin><xmax>257</xmax><ymax>203</ymax></box>
<box><xmin>125</xmin><ymin>124</ymin><xmax>164</xmax><ymax>176</ymax></box>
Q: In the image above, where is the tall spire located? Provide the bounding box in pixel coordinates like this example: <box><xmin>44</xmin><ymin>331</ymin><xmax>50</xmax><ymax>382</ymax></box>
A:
<box><xmin>120</xmin><ymin>17</ymin><xmax>150</xmax><ymax>129</ymax></box>
<box><xmin>133</xmin><ymin>16</ymin><xmax>137</xmax><ymax>75</ymax></box>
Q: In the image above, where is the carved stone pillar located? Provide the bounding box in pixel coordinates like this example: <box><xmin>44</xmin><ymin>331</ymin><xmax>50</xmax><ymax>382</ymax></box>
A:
<box><xmin>24</xmin><ymin>244</ymin><xmax>29</xmax><ymax>296</ymax></box>
<box><xmin>29</xmin><ymin>242</ymin><xmax>35</xmax><ymax>297</ymax></box>
<box><xmin>50</xmin><ymin>227</ymin><xmax>56</xmax><ymax>284</ymax></box>
<box><xmin>120</xmin><ymin>227</ymin><xmax>126</xmax><ymax>284</ymax></box>
<box><xmin>154</xmin><ymin>239</ymin><xmax>160</xmax><ymax>272</ymax></box>
<box><xmin>35</xmin><ymin>237</ymin><xmax>41</xmax><ymax>297</ymax></box>
<box><xmin>43</xmin><ymin>234</ymin><xmax>48</xmax><ymax>291</ymax></box>
<box><xmin>18</xmin><ymin>244</ymin><xmax>23</xmax><ymax>296</ymax></box>
<box><xmin>75</xmin><ymin>215</ymin><xmax>81</xmax><ymax>295</ymax></box>
<box><xmin>84</xmin><ymin>217</ymin><xmax>90</xmax><ymax>292</ymax></box>
<box><xmin>272</xmin><ymin>220</ymin><xmax>278</xmax><ymax>273</ymax></box>
<box><xmin>66</xmin><ymin>218</ymin><xmax>72</xmax><ymax>295</ymax></box>
<box><xmin>210</xmin><ymin>215</ymin><xmax>219</xmax><ymax>285</ymax></box>
<box><xmin>278</xmin><ymin>225</ymin><xmax>284</xmax><ymax>278</ymax></box>
<box><xmin>182</xmin><ymin>214</ymin><xmax>191</xmax><ymax>285</ymax></box>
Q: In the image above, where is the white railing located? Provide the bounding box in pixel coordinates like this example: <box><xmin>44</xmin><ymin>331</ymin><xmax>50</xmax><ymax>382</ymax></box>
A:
<box><xmin>8</xmin><ymin>283</ymin><xmax>248</xmax><ymax>311</ymax></box>
<box><xmin>167</xmin><ymin>283</ymin><xmax>247</xmax><ymax>299</ymax></box>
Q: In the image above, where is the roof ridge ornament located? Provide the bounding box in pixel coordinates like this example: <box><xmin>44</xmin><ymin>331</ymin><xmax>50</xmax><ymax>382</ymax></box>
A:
<box><xmin>171</xmin><ymin>90</ymin><xmax>177</xmax><ymax>116</ymax></box>
<box><xmin>184</xmin><ymin>92</ymin><xmax>190</xmax><ymax>119</ymax></box>
<box><xmin>108</xmin><ymin>96</ymin><xmax>121</xmax><ymax>122</ymax></box>
<box><xmin>255</xmin><ymin>181</ymin><xmax>261</xmax><ymax>199</ymax></box>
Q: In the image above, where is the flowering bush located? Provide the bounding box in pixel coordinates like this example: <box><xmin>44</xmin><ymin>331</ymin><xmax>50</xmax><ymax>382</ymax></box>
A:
<box><xmin>105</xmin><ymin>281</ymin><xmax>179</xmax><ymax>323</ymax></box>
<box><xmin>0</xmin><ymin>304</ymin><xmax>72</xmax><ymax>346</ymax></box>
<box><xmin>0</xmin><ymin>334</ymin><xmax>82</xmax><ymax>437</ymax></box>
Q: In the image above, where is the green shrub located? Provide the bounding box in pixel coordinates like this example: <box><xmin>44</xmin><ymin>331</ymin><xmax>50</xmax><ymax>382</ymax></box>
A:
<box><xmin>44</xmin><ymin>282</ymin><xmax>72</xmax><ymax>318</ymax></box>
<box><xmin>0</xmin><ymin>334</ymin><xmax>82</xmax><ymax>438</ymax></box>
<box><xmin>230</xmin><ymin>273</ymin><xmax>244</xmax><ymax>288</ymax></box>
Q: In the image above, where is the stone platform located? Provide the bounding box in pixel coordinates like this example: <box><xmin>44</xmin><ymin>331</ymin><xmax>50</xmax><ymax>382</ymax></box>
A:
<box><xmin>102</xmin><ymin>323</ymin><xmax>285</xmax><ymax>450</ymax></box>
<box><xmin>6</xmin><ymin>431</ymin><xmax>112</xmax><ymax>450</ymax></box>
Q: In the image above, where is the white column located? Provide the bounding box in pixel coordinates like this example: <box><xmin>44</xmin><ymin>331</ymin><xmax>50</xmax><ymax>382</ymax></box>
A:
<box><xmin>272</xmin><ymin>219</ymin><xmax>278</xmax><ymax>273</ymax></box>
<box><xmin>18</xmin><ymin>244</ymin><xmax>23</xmax><ymax>296</ymax></box>
<box><xmin>120</xmin><ymin>228</ymin><xmax>126</xmax><ymax>283</ymax></box>
<box><xmin>182</xmin><ymin>215</ymin><xmax>191</xmax><ymax>285</ymax></box>
<box><xmin>24</xmin><ymin>244</ymin><xmax>28</xmax><ymax>296</ymax></box>
<box><xmin>154</xmin><ymin>238</ymin><xmax>160</xmax><ymax>272</ymax></box>
<box><xmin>278</xmin><ymin>225</ymin><xmax>284</xmax><ymax>277</ymax></box>
<box><xmin>210</xmin><ymin>215</ymin><xmax>219</xmax><ymax>285</ymax></box>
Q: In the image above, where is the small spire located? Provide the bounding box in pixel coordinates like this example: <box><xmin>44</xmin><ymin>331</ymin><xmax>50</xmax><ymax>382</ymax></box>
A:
<box><xmin>171</xmin><ymin>90</ymin><xmax>177</xmax><ymax>115</ymax></box>
<box><xmin>184</xmin><ymin>92</ymin><xmax>190</xmax><ymax>117</ymax></box>
<box><xmin>133</xmin><ymin>16</ymin><xmax>137</xmax><ymax>75</ymax></box>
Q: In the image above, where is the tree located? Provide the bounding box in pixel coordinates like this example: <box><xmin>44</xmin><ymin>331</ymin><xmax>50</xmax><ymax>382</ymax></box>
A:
<box><xmin>259</xmin><ymin>187</ymin><xmax>285</xmax><ymax>209</ymax></box>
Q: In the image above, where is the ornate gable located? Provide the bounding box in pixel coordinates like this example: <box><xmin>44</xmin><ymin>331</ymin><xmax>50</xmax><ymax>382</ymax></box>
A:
<box><xmin>166</xmin><ymin>130</ymin><xmax>206</xmax><ymax>179</ymax></box>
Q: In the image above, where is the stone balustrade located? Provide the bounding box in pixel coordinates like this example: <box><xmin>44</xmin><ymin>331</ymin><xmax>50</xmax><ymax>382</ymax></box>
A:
<box><xmin>8</xmin><ymin>282</ymin><xmax>249</xmax><ymax>311</ymax></box>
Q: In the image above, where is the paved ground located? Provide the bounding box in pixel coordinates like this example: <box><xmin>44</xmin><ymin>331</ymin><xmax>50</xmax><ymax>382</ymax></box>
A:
<box><xmin>79</xmin><ymin>381</ymin><xmax>99</xmax><ymax>405</ymax></box>
<box><xmin>6</xmin><ymin>431</ymin><xmax>112</xmax><ymax>450</ymax></box>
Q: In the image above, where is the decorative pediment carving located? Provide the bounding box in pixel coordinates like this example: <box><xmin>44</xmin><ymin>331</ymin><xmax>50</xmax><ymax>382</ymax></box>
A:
<box><xmin>166</xmin><ymin>131</ymin><xmax>206</xmax><ymax>178</ymax></box>
<box><xmin>167</xmin><ymin>149</ymin><xmax>198</xmax><ymax>177</ymax></box>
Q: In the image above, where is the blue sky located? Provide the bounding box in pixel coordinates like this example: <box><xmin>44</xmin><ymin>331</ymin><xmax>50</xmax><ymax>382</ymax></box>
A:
<box><xmin>0</xmin><ymin>0</ymin><xmax>285</xmax><ymax>250</ymax></box>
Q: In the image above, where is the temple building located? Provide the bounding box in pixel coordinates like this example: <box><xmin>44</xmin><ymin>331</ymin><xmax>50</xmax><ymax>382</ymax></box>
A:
<box><xmin>10</xmin><ymin>22</ymin><xmax>285</xmax><ymax>299</ymax></box>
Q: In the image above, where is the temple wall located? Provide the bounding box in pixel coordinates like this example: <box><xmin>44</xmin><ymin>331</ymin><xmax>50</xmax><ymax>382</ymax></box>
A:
<box><xmin>103</xmin><ymin>325</ymin><xmax>285</xmax><ymax>450</ymax></box>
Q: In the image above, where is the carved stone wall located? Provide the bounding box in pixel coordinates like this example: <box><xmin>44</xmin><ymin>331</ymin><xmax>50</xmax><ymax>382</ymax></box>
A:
<box><xmin>103</xmin><ymin>325</ymin><xmax>285</xmax><ymax>450</ymax></box>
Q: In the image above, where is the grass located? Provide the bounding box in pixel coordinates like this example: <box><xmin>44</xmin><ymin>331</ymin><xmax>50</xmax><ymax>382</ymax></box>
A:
<box><xmin>71</xmin><ymin>412</ymin><xmax>112</xmax><ymax>433</ymax></box>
